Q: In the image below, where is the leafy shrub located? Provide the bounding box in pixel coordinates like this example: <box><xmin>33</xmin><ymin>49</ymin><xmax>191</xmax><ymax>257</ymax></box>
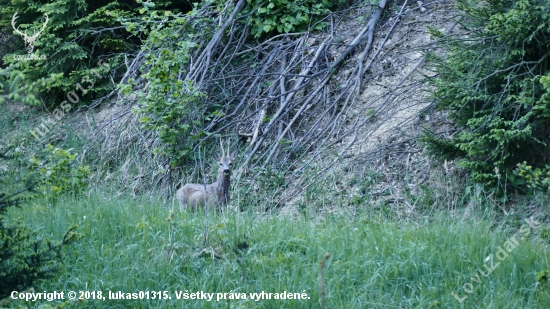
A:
<box><xmin>514</xmin><ymin>161</ymin><xmax>550</xmax><ymax>192</ymax></box>
<box><xmin>0</xmin><ymin>62</ymin><xmax>63</xmax><ymax>106</ymax></box>
<box><xmin>423</xmin><ymin>0</ymin><xmax>550</xmax><ymax>189</ymax></box>
<box><xmin>0</xmin><ymin>177</ymin><xmax>80</xmax><ymax>300</ymax></box>
<box><xmin>0</xmin><ymin>0</ymin><xmax>189</xmax><ymax>108</ymax></box>
<box><xmin>29</xmin><ymin>144</ymin><xmax>90</xmax><ymax>201</ymax></box>
<box><xmin>120</xmin><ymin>3</ymin><xmax>210</xmax><ymax>165</ymax></box>
<box><xmin>536</xmin><ymin>270</ymin><xmax>550</xmax><ymax>305</ymax></box>
<box><xmin>243</xmin><ymin>0</ymin><xmax>345</xmax><ymax>38</ymax></box>
<box><xmin>0</xmin><ymin>1</ymin><xmax>128</xmax><ymax>107</ymax></box>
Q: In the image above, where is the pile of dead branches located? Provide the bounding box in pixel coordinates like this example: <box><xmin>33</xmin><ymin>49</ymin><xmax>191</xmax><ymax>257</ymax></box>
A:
<box><xmin>90</xmin><ymin>0</ymin><xmax>458</xmax><ymax>201</ymax></box>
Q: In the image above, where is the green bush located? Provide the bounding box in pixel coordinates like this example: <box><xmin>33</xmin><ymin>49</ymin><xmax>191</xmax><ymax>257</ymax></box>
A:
<box><xmin>243</xmin><ymin>0</ymin><xmax>345</xmax><ymax>38</ymax></box>
<box><xmin>0</xmin><ymin>0</ymin><xmax>190</xmax><ymax>108</ymax></box>
<box><xmin>29</xmin><ymin>144</ymin><xmax>90</xmax><ymax>201</ymax></box>
<box><xmin>120</xmin><ymin>2</ymin><xmax>211</xmax><ymax>165</ymax></box>
<box><xmin>0</xmin><ymin>62</ymin><xmax>63</xmax><ymax>106</ymax></box>
<box><xmin>0</xmin><ymin>0</ymin><xmax>127</xmax><ymax>107</ymax></box>
<box><xmin>515</xmin><ymin>161</ymin><xmax>550</xmax><ymax>192</ymax></box>
<box><xmin>423</xmin><ymin>0</ymin><xmax>550</xmax><ymax>189</ymax></box>
<box><xmin>0</xmin><ymin>177</ymin><xmax>80</xmax><ymax>300</ymax></box>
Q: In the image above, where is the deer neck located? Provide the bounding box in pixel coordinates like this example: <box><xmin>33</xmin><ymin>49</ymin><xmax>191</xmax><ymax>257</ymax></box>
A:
<box><xmin>216</xmin><ymin>169</ymin><xmax>231</xmax><ymax>205</ymax></box>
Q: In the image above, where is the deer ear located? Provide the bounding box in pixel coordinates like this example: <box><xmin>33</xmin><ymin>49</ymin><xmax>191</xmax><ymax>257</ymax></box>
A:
<box><xmin>214</xmin><ymin>151</ymin><xmax>220</xmax><ymax>161</ymax></box>
<box><xmin>230</xmin><ymin>150</ymin><xmax>238</xmax><ymax>161</ymax></box>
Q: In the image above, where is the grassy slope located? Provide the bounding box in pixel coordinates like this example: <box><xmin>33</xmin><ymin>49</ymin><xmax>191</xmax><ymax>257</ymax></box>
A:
<box><xmin>3</xmin><ymin>191</ymin><xmax>549</xmax><ymax>309</ymax></box>
<box><xmin>1</xmin><ymin>108</ymin><xmax>549</xmax><ymax>308</ymax></box>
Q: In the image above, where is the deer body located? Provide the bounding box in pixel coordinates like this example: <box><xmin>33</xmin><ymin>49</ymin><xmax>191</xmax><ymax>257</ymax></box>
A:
<box><xmin>177</xmin><ymin>141</ymin><xmax>236</xmax><ymax>211</ymax></box>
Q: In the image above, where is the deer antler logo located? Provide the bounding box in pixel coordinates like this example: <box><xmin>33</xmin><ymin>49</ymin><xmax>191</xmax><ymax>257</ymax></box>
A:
<box><xmin>12</xmin><ymin>12</ymin><xmax>49</xmax><ymax>54</ymax></box>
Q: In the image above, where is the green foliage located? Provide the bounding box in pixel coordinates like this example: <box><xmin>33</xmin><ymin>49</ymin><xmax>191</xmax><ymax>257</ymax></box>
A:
<box><xmin>29</xmin><ymin>144</ymin><xmax>90</xmax><ymax>201</ymax></box>
<box><xmin>0</xmin><ymin>0</ymin><xmax>124</xmax><ymax>107</ymax></box>
<box><xmin>424</xmin><ymin>0</ymin><xmax>550</xmax><ymax>188</ymax></box>
<box><xmin>515</xmin><ymin>161</ymin><xmax>550</xmax><ymax>192</ymax></box>
<box><xmin>0</xmin><ymin>62</ymin><xmax>62</xmax><ymax>106</ymax></box>
<box><xmin>0</xmin><ymin>0</ymin><xmax>188</xmax><ymax>108</ymax></box>
<box><xmin>536</xmin><ymin>270</ymin><xmax>550</xmax><ymax>305</ymax></box>
<box><xmin>0</xmin><ymin>176</ymin><xmax>80</xmax><ymax>300</ymax></box>
<box><xmin>122</xmin><ymin>2</ymin><xmax>215</xmax><ymax>164</ymax></box>
<box><xmin>11</xmin><ymin>191</ymin><xmax>550</xmax><ymax>307</ymax></box>
<box><xmin>243</xmin><ymin>0</ymin><xmax>345</xmax><ymax>38</ymax></box>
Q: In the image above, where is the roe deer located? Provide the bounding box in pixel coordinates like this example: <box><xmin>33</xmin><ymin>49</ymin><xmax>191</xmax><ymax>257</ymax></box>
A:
<box><xmin>177</xmin><ymin>140</ymin><xmax>237</xmax><ymax>211</ymax></box>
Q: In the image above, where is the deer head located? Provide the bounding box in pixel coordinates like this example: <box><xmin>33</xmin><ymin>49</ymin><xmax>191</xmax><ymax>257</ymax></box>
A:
<box><xmin>12</xmin><ymin>12</ymin><xmax>49</xmax><ymax>54</ymax></box>
<box><xmin>214</xmin><ymin>139</ymin><xmax>237</xmax><ymax>177</ymax></box>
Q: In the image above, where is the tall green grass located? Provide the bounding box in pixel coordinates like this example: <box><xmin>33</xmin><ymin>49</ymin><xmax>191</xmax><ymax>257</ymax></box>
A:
<box><xmin>4</xmin><ymin>192</ymin><xmax>549</xmax><ymax>308</ymax></box>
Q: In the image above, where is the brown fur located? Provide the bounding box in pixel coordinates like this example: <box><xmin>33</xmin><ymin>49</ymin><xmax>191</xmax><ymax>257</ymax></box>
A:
<box><xmin>177</xmin><ymin>144</ymin><xmax>236</xmax><ymax>211</ymax></box>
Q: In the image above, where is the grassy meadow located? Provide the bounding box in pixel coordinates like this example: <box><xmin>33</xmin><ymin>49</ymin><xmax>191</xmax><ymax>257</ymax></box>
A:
<box><xmin>1</xmin><ymin>111</ymin><xmax>549</xmax><ymax>308</ymax></box>
<box><xmin>3</xmin><ymin>0</ymin><xmax>550</xmax><ymax>307</ymax></box>
<box><xmin>3</xmin><ymin>190</ymin><xmax>549</xmax><ymax>308</ymax></box>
